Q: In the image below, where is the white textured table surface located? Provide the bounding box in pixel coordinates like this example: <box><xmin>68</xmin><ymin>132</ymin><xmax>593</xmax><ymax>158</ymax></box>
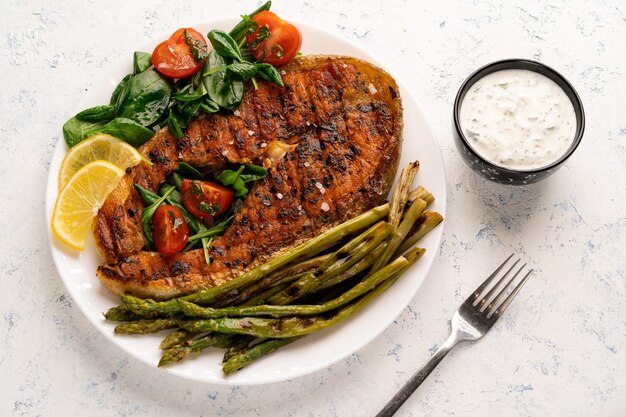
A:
<box><xmin>1</xmin><ymin>1</ymin><xmax>625</xmax><ymax>416</ymax></box>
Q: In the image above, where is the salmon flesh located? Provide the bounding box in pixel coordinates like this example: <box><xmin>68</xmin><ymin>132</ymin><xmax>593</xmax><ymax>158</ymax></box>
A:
<box><xmin>94</xmin><ymin>55</ymin><xmax>403</xmax><ymax>300</ymax></box>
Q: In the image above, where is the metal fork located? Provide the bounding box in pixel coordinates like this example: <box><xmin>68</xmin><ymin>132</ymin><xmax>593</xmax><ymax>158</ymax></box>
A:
<box><xmin>376</xmin><ymin>254</ymin><xmax>533</xmax><ymax>417</ymax></box>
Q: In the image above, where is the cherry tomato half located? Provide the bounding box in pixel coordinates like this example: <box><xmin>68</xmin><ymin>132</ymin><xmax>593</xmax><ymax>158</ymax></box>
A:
<box><xmin>246</xmin><ymin>11</ymin><xmax>302</xmax><ymax>66</ymax></box>
<box><xmin>152</xmin><ymin>205</ymin><xmax>189</xmax><ymax>254</ymax></box>
<box><xmin>152</xmin><ymin>28</ymin><xmax>207</xmax><ymax>79</ymax></box>
<box><xmin>181</xmin><ymin>179</ymin><xmax>234</xmax><ymax>219</ymax></box>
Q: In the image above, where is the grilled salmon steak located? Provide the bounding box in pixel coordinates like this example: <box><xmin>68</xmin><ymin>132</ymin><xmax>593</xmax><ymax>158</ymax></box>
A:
<box><xmin>95</xmin><ymin>55</ymin><xmax>403</xmax><ymax>300</ymax></box>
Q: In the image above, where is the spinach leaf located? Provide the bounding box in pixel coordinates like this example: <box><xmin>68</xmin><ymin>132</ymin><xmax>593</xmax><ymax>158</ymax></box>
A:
<box><xmin>178</xmin><ymin>162</ymin><xmax>203</xmax><ymax>179</ymax></box>
<box><xmin>167</xmin><ymin>110</ymin><xmax>184</xmax><ymax>139</ymax></box>
<box><xmin>199</xmin><ymin>97</ymin><xmax>220</xmax><ymax>114</ymax></box>
<box><xmin>133</xmin><ymin>51</ymin><xmax>152</xmax><ymax>74</ymax></box>
<box><xmin>76</xmin><ymin>105</ymin><xmax>116</xmax><ymax>123</ymax></box>
<box><xmin>110</xmin><ymin>74</ymin><xmax>133</xmax><ymax>106</ymax></box>
<box><xmin>207</xmin><ymin>30</ymin><xmax>243</xmax><ymax>62</ymax></box>
<box><xmin>217</xmin><ymin>165</ymin><xmax>245</xmax><ymax>196</ymax></box>
<box><xmin>140</xmin><ymin>186</ymin><xmax>174</xmax><ymax>245</ymax></box>
<box><xmin>63</xmin><ymin>116</ymin><xmax>152</xmax><ymax>147</ymax></box>
<box><xmin>175</xmin><ymin>90</ymin><xmax>206</xmax><ymax>102</ymax></box>
<box><xmin>174</xmin><ymin>73</ymin><xmax>208</xmax><ymax>103</ymax></box>
<box><xmin>225</xmin><ymin>62</ymin><xmax>284</xmax><ymax>87</ymax></box>
<box><xmin>115</xmin><ymin>68</ymin><xmax>172</xmax><ymax>126</ymax></box>
<box><xmin>256</xmin><ymin>63</ymin><xmax>284</xmax><ymax>87</ymax></box>
<box><xmin>217</xmin><ymin>164</ymin><xmax>268</xmax><ymax>197</ymax></box>
<box><xmin>178</xmin><ymin>98</ymin><xmax>203</xmax><ymax>126</ymax></box>
<box><xmin>94</xmin><ymin>117</ymin><xmax>154</xmax><ymax>147</ymax></box>
<box><xmin>239</xmin><ymin>47</ymin><xmax>256</xmax><ymax>63</ymax></box>
<box><xmin>203</xmin><ymin>51</ymin><xmax>244</xmax><ymax>110</ymax></box>
<box><xmin>63</xmin><ymin>117</ymin><xmax>105</xmax><ymax>147</ymax></box>
<box><xmin>226</xmin><ymin>62</ymin><xmax>260</xmax><ymax>79</ymax></box>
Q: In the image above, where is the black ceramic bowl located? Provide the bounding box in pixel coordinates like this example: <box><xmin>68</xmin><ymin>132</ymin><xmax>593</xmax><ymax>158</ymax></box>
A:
<box><xmin>453</xmin><ymin>59</ymin><xmax>585</xmax><ymax>185</ymax></box>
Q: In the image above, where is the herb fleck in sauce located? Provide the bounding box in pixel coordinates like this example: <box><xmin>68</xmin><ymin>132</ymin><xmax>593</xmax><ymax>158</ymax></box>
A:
<box><xmin>460</xmin><ymin>69</ymin><xmax>576</xmax><ymax>170</ymax></box>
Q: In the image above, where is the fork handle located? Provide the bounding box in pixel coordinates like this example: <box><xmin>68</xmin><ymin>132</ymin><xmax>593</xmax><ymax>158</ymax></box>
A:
<box><xmin>376</xmin><ymin>335</ymin><xmax>458</xmax><ymax>417</ymax></box>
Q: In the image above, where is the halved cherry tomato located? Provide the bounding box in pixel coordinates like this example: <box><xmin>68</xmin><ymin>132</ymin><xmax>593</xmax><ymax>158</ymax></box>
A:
<box><xmin>246</xmin><ymin>11</ymin><xmax>302</xmax><ymax>66</ymax></box>
<box><xmin>152</xmin><ymin>205</ymin><xmax>189</xmax><ymax>254</ymax></box>
<box><xmin>181</xmin><ymin>179</ymin><xmax>234</xmax><ymax>219</ymax></box>
<box><xmin>152</xmin><ymin>28</ymin><xmax>207</xmax><ymax>79</ymax></box>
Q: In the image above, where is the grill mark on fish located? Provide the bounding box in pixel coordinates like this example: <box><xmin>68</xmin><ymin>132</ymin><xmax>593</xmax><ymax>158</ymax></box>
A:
<box><xmin>94</xmin><ymin>56</ymin><xmax>402</xmax><ymax>300</ymax></box>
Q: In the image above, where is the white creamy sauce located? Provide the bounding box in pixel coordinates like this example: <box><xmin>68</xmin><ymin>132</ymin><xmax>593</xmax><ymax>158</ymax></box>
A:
<box><xmin>460</xmin><ymin>69</ymin><xmax>576</xmax><ymax>170</ymax></box>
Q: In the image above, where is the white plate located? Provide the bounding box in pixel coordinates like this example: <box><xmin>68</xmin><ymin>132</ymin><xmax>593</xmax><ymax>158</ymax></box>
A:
<box><xmin>45</xmin><ymin>18</ymin><xmax>446</xmax><ymax>385</ymax></box>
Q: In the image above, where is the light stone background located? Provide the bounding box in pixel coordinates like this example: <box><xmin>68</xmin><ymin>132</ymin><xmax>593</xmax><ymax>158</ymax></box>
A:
<box><xmin>1</xmin><ymin>0</ymin><xmax>624</xmax><ymax>416</ymax></box>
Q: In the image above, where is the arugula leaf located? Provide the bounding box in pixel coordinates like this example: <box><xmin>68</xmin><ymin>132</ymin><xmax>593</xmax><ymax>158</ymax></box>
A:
<box><xmin>156</xmin><ymin>184</ymin><xmax>205</xmax><ymax>234</ymax></box>
<box><xmin>184</xmin><ymin>30</ymin><xmax>209</xmax><ymax>63</ymax></box>
<box><xmin>166</xmin><ymin>172</ymin><xmax>184</xmax><ymax>191</ymax></box>
<box><xmin>187</xmin><ymin>216</ymin><xmax>234</xmax><ymax>242</ymax></box>
<box><xmin>158</xmin><ymin>183</ymin><xmax>182</xmax><ymax>204</ymax></box>
<box><xmin>202</xmin><ymin>237</ymin><xmax>212</xmax><ymax>265</ymax></box>
<box><xmin>136</xmin><ymin>183</ymin><xmax>205</xmax><ymax>235</ymax></box>
<box><xmin>140</xmin><ymin>186</ymin><xmax>174</xmax><ymax>246</ymax></box>
<box><xmin>135</xmin><ymin>183</ymin><xmax>225</xmax><ymax>259</ymax></box>
<box><xmin>134</xmin><ymin>184</ymin><xmax>161</xmax><ymax>206</ymax></box>
<box><xmin>178</xmin><ymin>161</ymin><xmax>203</xmax><ymax>179</ymax></box>
<box><xmin>183</xmin><ymin>215</ymin><xmax>233</xmax><ymax>265</ymax></box>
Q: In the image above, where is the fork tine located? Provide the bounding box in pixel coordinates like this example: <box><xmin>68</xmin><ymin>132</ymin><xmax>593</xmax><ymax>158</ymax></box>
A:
<box><xmin>478</xmin><ymin>259</ymin><xmax>521</xmax><ymax>311</ymax></box>
<box><xmin>471</xmin><ymin>253</ymin><xmax>514</xmax><ymax>306</ymax></box>
<box><xmin>487</xmin><ymin>268</ymin><xmax>533</xmax><ymax>319</ymax></box>
<box><xmin>483</xmin><ymin>262</ymin><xmax>525</xmax><ymax>312</ymax></box>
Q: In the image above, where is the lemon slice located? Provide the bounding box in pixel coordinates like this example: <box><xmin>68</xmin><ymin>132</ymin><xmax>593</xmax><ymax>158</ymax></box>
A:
<box><xmin>58</xmin><ymin>134</ymin><xmax>146</xmax><ymax>190</ymax></box>
<box><xmin>52</xmin><ymin>160</ymin><xmax>125</xmax><ymax>250</ymax></box>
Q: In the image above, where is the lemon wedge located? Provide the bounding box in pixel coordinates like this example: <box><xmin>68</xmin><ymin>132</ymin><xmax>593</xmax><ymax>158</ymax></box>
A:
<box><xmin>52</xmin><ymin>160</ymin><xmax>125</xmax><ymax>250</ymax></box>
<box><xmin>58</xmin><ymin>134</ymin><xmax>146</xmax><ymax>190</ymax></box>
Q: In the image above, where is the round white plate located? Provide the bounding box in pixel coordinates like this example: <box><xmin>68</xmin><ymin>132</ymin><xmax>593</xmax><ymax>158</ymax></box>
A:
<box><xmin>45</xmin><ymin>18</ymin><xmax>446</xmax><ymax>385</ymax></box>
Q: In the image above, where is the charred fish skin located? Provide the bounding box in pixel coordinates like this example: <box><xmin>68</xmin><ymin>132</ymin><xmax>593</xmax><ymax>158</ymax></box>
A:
<box><xmin>94</xmin><ymin>55</ymin><xmax>403</xmax><ymax>300</ymax></box>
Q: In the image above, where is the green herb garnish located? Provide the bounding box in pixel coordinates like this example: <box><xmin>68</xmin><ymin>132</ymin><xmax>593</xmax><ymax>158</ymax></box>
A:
<box><xmin>184</xmin><ymin>29</ymin><xmax>208</xmax><ymax>63</ymax></box>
